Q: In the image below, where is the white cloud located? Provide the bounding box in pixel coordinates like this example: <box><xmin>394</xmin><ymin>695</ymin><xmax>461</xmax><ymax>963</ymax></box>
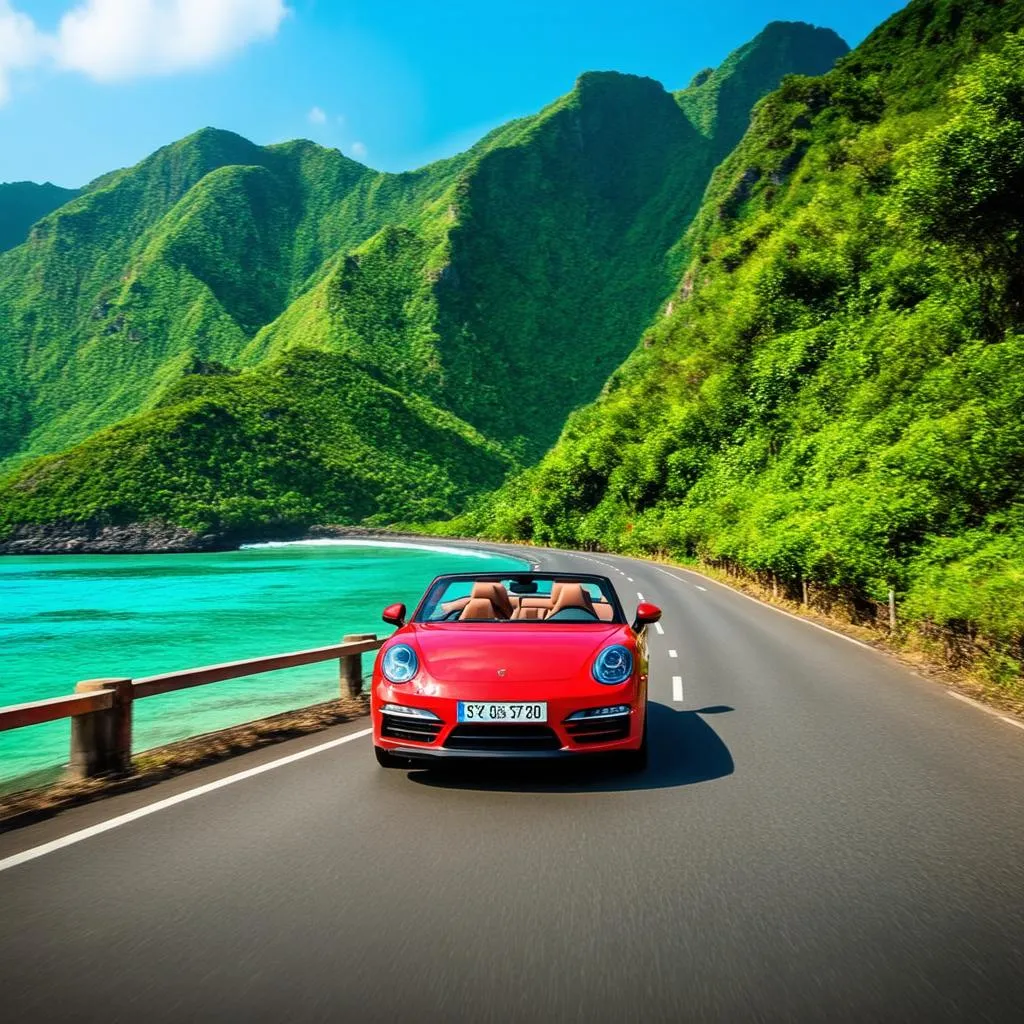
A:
<box><xmin>307</xmin><ymin>104</ymin><xmax>325</xmax><ymax>125</ymax></box>
<box><xmin>350</xmin><ymin>140</ymin><xmax>367</xmax><ymax>161</ymax></box>
<box><xmin>0</xmin><ymin>0</ymin><xmax>44</xmax><ymax>104</ymax></box>
<box><xmin>55</xmin><ymin>0</ymin><xmax>289</xmax><ymax>81</ymax></box>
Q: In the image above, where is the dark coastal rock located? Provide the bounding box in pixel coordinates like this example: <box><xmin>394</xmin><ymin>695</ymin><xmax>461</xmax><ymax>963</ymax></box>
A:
<box><xmin>0</xmin><ymin>521</ymin><xmax>229</xmax><ymax>555</ymax></box>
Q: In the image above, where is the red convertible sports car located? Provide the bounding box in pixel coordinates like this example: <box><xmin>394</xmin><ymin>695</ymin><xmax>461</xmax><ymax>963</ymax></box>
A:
<box><xmin>370</xmin><ymin>572</ymin><xmax>662</xmax><ymax>770</ymax></box>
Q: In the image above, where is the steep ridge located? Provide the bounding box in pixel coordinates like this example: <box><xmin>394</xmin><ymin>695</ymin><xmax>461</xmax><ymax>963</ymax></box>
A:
<box><xmin>462</xmin><ymin>0</ymin><xmax>1024</xmax><ymax>662</ymax></box>
<box><xmin>0</xmin><ymin>21</ymin><xmax>848</xmax><ymax>544</ymax></box>
<box><xmin>0</xmin><ymin>182</ymin><xmax>80</xmax><ymax>253</ymax></box>
<box><xmin>0</xmin><ymin>129</ymin><xmax>465</xmax><ymax>463</ymax></box>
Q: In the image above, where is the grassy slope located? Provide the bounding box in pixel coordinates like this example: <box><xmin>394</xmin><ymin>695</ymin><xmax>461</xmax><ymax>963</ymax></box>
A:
<box><xmin>0</xmin><ymin>182</ymin><xmax>80</xmax><ymax>253</ymax></box>
<box><xmin>461</xmin><ymin>0</ymin><xmax>1024</xmax><ymax>669</ymax></box>
<box><xmin>0</xmin><ymin>22</ymin><xmax>847</xmax><ymax>533</ymax></box>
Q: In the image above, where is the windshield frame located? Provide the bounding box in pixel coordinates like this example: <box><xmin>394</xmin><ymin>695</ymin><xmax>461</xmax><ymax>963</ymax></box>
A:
<box><xmin>412</xmin><ymin>572</ymin><xmax>627</xmax><ymax>625</ymax></box>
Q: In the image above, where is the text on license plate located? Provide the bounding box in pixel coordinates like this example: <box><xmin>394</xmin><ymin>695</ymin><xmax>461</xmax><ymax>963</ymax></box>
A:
<box><xmin>457</xmin><ymin>701</ymin><xmax>548</xmax><ymax>723</ymax></box>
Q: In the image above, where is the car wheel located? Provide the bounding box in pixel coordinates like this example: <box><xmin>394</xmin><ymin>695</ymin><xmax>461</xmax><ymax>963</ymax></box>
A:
<box><xmin>374</xmin><ymin>745</ymin><xmax>408</xmax><ymax>769</ymax></box>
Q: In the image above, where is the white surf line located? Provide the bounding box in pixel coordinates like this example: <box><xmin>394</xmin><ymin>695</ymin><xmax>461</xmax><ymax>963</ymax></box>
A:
<box><xmin>949</xmin><ymin>691</ymin><xmax>1024</xmax><ymax>733</ymax></box>
<box><xmin>668</xmin><ymin>650</ymin><xmax>678</xmax><ymax>658</ymax></box>
<box><xmin>672</xmin><ymin>676</ymin><xmax>684</xmax><ymax>702</ymax></box>
<box><xmin>0</xmin><ymin>729</ymin><xmax>373</xmax><ymax>875</ymax></box>
<box><xmin>654</xmin><ymin>622</ymin><xmax>664</xmax><ymax>635</ymax></box>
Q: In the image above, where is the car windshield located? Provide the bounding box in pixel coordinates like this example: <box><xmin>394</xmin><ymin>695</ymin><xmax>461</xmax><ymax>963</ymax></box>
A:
<box><xmin>416</xmin><ymin>574</ymin><xmax>623</xmax><ymax>624</ymax></box>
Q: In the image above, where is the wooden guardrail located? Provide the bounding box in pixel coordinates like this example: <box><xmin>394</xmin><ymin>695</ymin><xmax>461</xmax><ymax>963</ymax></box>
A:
<box><xmin>0</xmin><ymin>633</ymin><xmax>382</xmax><ymax>780</ymax></box>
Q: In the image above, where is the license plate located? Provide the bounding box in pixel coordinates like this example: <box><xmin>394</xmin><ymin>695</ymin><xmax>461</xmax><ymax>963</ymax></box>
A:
<box><xmin>457</xmin><ymin>701</ymin><xmax>547</xmax><ymax>723</ymax></box>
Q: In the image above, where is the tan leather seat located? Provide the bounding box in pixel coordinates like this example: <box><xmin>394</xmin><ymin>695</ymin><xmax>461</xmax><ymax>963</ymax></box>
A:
<box><xmin>548</xmin><ymin>583</ymin><xmax>596</xmax><ymax>618</ymax></box>
<box><xmin>512</xmin><ymin>605</ymin><xmax>546</xmax><ymax>620</ymax></box>
<box><xmin>592</xmin><ymin>601</ymin><xmax>615</xmax><ymax>621</ymax></box>
<box><xmin>460</xmin><ymin>597</ymin><xmax>498</xmax><ymax>620</ymax></box>
<box><xmin>470</xmin><ymin>582</ymin><xmax>513</xmax><ymax>619</ymax></box>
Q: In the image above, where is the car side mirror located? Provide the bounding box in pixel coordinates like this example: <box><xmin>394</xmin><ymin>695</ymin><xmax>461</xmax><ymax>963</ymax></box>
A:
<box><xmin>633</xmin><ymin>601</ymin><xmax>662</xmax><ymax>631</ymax></box>
<box><xmin>382</xmin><ymin>603</ymin><xmax>407</xmax><ymax>628</ymax></box>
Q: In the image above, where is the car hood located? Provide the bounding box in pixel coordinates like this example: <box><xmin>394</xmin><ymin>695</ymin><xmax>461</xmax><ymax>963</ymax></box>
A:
<box><xmin>409</xmin><ymin>623</ymin><xmax>627</xmax><ymax>683</ymax></box>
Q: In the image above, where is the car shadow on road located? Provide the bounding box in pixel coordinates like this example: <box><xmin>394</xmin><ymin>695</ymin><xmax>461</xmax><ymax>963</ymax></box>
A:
<box><xmin>407</xmin><ymin>702</ymin><xmax>734</xmax><ymax>793</ymax></box>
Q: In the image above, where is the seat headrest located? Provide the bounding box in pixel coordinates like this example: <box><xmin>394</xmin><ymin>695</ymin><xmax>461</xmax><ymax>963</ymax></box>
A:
<box><xmin>549</xmin><ymin>583</ymin><xmax>595</xmax><ymax>616</ymax></box>
<box><xmin>470</xmin><ymin>582</ymin><xmax>513</xmax><ymax>618</ymax></box>
<box><xmin>459</xmin><ymin>598</ymin><xmax>498</xmax><ymax>620</ymax></box>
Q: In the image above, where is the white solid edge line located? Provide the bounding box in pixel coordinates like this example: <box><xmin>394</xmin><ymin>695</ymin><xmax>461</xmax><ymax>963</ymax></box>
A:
<box><xmin>654</xmin><ymin>566</ymin><xmax>687</xmax><ymax>585</ymax></box>
<box><xmin>654</xmin><ymin>622</ymin><xmax>664</xmax><ymax>635</ymax></box>
<box><xmin>0</xmin><ymin>728</ymin><xmax>374</xmax><ymax>874</ymax></box>
<box><xmin>663</xmin><ymin>564</ymin><xmax>882</xmax><ymax>654</ymax></box>
<box><xmin>949</xmin><ymin>691</ymin><xmax>1024</xmax><ymax>732</ymax></box>
<box><xmin>672</xmin><ymin>676</ymin><xmax>684</xmax><ymax>702</ymax></box>
<box><xmin>668</xmin><ymin>650</ymin><xmax>678</xmax><ymax>658</ymax></box>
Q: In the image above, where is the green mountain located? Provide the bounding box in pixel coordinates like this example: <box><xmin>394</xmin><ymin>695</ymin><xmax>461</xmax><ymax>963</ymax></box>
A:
<box><xmin>0</xmin><ymin>21</ymin><xmax>846</xmax><ymax>538</ymax></box>
<box><xmin>462</xmin><ymin>0</ymin><xmax>1024</xmax><ymax>661</ymax></box>
<box><xmin>0</xmin><ymin>181</ymin><xmax>80</xmax><ymax>253</ymax></box>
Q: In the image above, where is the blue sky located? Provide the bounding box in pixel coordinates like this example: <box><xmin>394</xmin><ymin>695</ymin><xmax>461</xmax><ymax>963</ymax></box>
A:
<box><xmin>0</xmin><ymin>0</ymin><xmax>909</xmax><ymax>188</ymax></box>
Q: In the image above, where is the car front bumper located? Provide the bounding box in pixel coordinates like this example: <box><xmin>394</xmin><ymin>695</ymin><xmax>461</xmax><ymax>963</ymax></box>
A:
<box><xmin>372</xmin><ymin>680</ymin><xmax>646</xmax><ymax>759</ymax></box>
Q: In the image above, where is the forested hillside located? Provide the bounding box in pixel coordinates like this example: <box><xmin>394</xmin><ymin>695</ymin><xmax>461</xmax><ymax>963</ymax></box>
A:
<box><xmin>459</xmin><ymin>0</ymin><xmax>1024</xmax><ymax>670</ymax></box>
<box><xmin>0</xmin><ymin>21</ymin><xmax>845</xmax><ymax>538</ymax></box>
<box><xmin>0</xmin><ymin>181</ymin><xmax>80</xmax><ymax>253</ymax></box>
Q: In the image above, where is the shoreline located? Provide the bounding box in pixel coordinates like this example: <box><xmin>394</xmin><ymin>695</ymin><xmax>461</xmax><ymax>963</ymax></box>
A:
<box><xmin>0</xmin><ymin>521</ymin><xmax>440</xmax><ymax>556</ymax></box>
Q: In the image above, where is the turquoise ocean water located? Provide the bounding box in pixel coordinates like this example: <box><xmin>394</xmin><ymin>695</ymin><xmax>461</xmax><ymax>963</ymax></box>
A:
<box><xmin>0</xmin><ymin>541</ymin><xmax>527</xmax><ymax>785</ymax></box>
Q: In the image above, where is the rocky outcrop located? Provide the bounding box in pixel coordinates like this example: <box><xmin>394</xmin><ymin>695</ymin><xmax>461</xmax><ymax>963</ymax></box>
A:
<box><xmin>0</xmin><ymin>521</ymin><xmax>228</xmax><ymax>555</ymax></box>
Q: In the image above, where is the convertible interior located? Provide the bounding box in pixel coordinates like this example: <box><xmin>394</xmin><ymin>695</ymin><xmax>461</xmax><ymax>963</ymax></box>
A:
<box><xmin>428</xmin><ymin>580</ymin><xmax>618</xmax><ymax>623</ymax></box>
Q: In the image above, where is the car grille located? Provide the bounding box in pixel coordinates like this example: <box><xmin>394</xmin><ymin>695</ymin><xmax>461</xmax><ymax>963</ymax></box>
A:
<box><xmin>443</xmin><ymin>724</ymin><xmax>561</xmax><ymax>752</ymax></box>
<box><xmin>564</xmin><ymin>717</ymin><xmax>631</xmax><ymax>745</ymax></box>
<box><xmin>380</xmin><ymin>713</ymin><xmax>442</xmax><ymax>744</ymax></box>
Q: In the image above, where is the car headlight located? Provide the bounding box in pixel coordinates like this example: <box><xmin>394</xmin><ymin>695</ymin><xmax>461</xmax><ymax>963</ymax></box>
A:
<box><xmin>592</xmin><ymin>645</ymin><xmax>633</xmax><ymax>685</ymax></box>
<box><xmin>381</xmin><ymin>643</ymin><xmax>418</xmax><ymax>683</ymax></box>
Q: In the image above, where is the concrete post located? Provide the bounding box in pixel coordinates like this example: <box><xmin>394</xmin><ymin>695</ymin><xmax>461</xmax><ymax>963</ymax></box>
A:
<box><xmin>340</xmin><ymin>634</ymin><xmax>377</xmax><ymax>700</ymax></box>
<box><xmin>888</xmin><ymin>589</ymin><xmax>897</xmax><ymax>633</ymax></box>
<box><xmin>69</xmin><ymin>677</ymin><xmax>134</xmax><ymax>779</ymax></box>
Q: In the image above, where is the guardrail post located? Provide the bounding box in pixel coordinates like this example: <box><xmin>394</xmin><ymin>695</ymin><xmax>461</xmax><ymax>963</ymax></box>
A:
<box><xmin>69</xmin><ymin>678</ymin><xmax>134</xmax><ymax>779</ymax></box>
<box><xmin>340</xmin><ymin>634</ymin><xmax>377</xmax><ymax>699</ymax></box>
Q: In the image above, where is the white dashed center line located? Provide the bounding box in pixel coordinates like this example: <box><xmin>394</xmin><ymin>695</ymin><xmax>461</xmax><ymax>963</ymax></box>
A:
<box><xmin>672</xmin><ymin>676</ymin><xmax>684</xmax><ymax>702</ymax></box>
<box><xmin>627</xmin><ymin>577</ymin><xmax>634</xmax><ymax>582</ymax></box>
<box><xmin>637</xmin><ymin>592</ymin><xmax>644</xmax><ymax>601</ymax></box>
<box><xmin>654</xmin><ymin>622</ymin><xmax>664</xmax><ymax>635</ymax></box>
<box><xmin>695</xmin><ymin>585</ymin><xmax>707</xmax><ymax>592</ymax></box>
<box><xmin>668</xmin><ymin>650</ymin><xmax>678</xmax><ymax>658</ymax></box>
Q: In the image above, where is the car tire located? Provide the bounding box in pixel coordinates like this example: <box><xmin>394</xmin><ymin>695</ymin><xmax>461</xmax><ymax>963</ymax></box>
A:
<box><xmin>374</xmin><ymin>745</ymin><xmax>408</xmax><ymax>769</ymax></box>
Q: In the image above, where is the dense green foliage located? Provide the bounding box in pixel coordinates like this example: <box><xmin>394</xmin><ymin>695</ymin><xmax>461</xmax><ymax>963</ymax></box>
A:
<box><xmin>0</xmin><ymin>348</ymin><xmax>514</xmax><ymax>535</ymax></box>
<box><xmin>461</xmin><ymin>0</ymin><xmax>1024</xmax><ymax>659</ymax></box>
<box><xmin>0</xmin><ymin>21</ymin><xmax>843</xmax><ymax>529</ymax></box>
<box><xmin>0</xmin><ymin>182</ymin><xmax>80</xmax><ymax>253</ymax></box>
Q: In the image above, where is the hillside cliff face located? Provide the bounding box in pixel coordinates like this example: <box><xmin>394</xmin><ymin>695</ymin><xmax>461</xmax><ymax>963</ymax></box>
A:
<box><xmin>463</xmin><ymin>0</ymin><xmax>1024</xmax><ymax>650</ymax></box>
<box><xmin>0</xmin><ymin>20</ymin><xmax>847</xmax><ymax>535</ymax></box>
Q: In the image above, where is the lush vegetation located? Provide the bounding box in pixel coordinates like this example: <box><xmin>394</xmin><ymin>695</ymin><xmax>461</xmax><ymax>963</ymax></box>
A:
<box><xmin>0</xmin><ymin>181</ymin><xmax>80</xmax><ymax>253</ymax></box>
<box><xmin>0</xmin><ymin>348</ymin><xmax>514</xmax><ymax>536</ymax></box>
<box><xmin>0</xmin><ymin>21</ymin><xmax>842</xmax><ymax>529</ymax></box>
<box><xmin>457</xmin><ymin>0</ymin><xmax>1024</xmax><ymax>675</ymax></box>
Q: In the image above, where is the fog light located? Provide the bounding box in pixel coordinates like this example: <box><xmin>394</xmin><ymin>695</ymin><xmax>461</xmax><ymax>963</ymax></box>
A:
<box><xmin>381</xmin><ymin>703</ymin><xmax>440</xmax><ymax>720</ymax></box>
<box><xmin>566</xmin><ymin>705</ymin><xmax>631</xmax><ymax>721</ymax></box>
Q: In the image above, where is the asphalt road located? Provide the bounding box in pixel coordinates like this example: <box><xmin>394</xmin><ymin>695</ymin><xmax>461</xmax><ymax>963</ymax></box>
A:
<box><xmin>1</xmin><ymin>544</ymin><xmax>1023</xmax><ymax>1023</ymax></box>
